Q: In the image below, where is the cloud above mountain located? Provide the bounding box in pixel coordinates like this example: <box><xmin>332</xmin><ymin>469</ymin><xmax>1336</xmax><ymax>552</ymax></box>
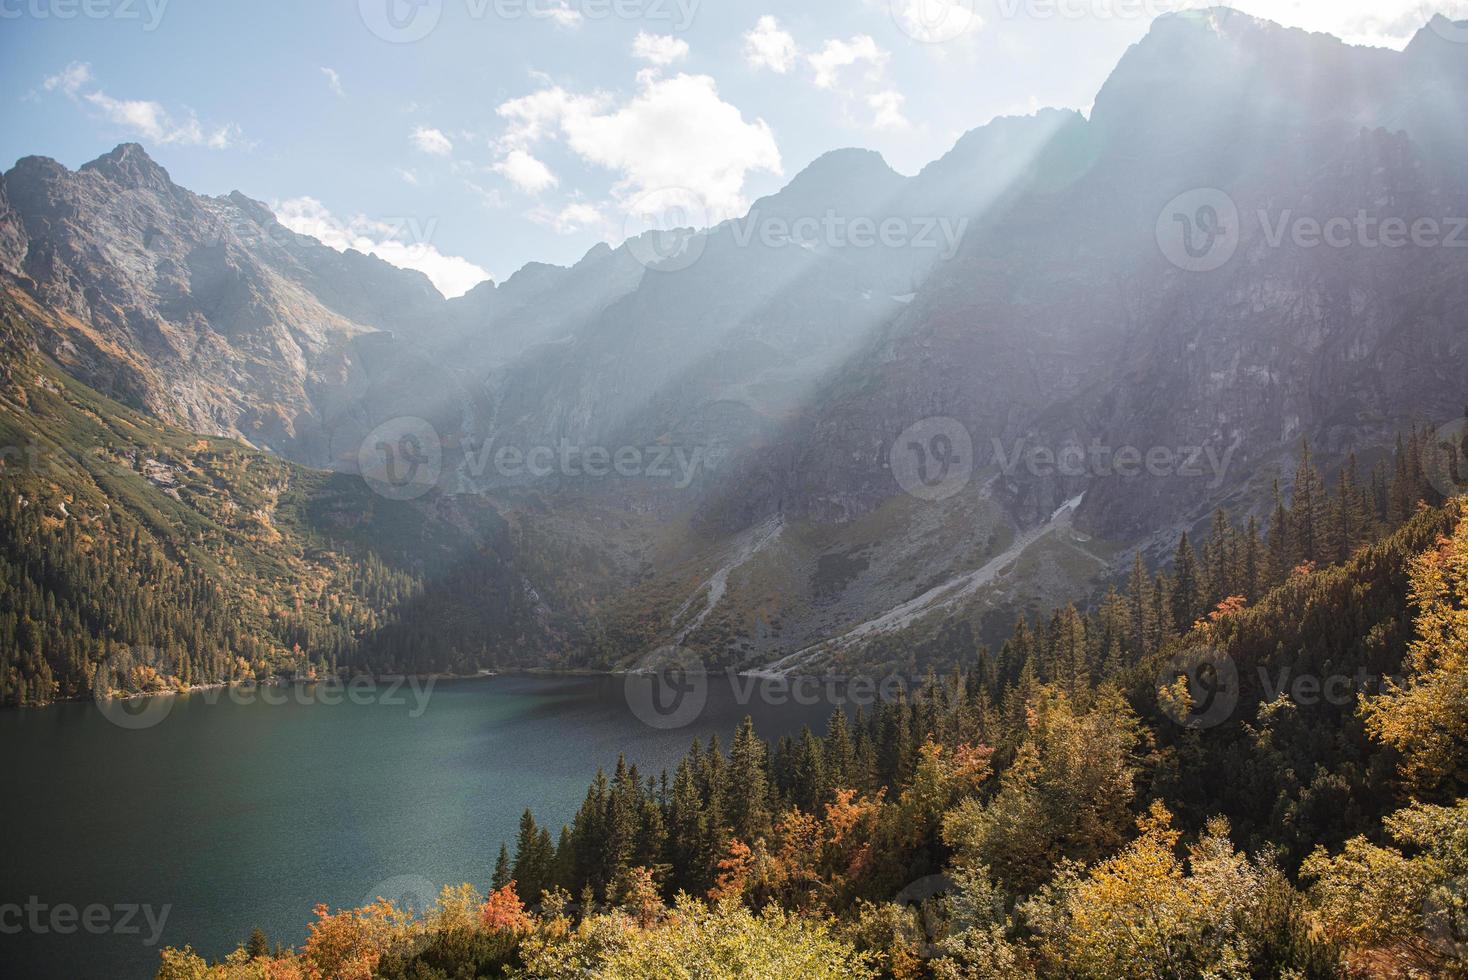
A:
<box><xmin>42</xmin><ymin>62</ymin><xmax>244</xmax><ymax>149</ymax></box>
<box><xmin>273</xmin><ymin>196</ymin><xmax>489</xmax><ymax>298</ymax></box>
<box><xmin>494</xmin><ymin>70</ymin><xmax>782</xmax><ymax>223</ymax></box>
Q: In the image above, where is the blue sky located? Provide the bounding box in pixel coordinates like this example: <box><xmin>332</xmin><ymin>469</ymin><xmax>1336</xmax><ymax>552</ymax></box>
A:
<box><xmin>2</xmin><ymin>0</ymin><xmax>1459</xmax><ymax>295</ymax></box>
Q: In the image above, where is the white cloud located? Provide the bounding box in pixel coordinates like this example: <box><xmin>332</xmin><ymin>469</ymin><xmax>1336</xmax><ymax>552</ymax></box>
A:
<box><xmin>494</xmin><ymin>149</ymin><xmax>559</xmax><ymax>194</ymax></box>
<box><xmin>496</xmin><ymin>73</ymin><xmax>782</xmax><ymax>221</ymax></box>
<box><xmin>803</xmin><ymin>36</ymin><xmax>912</xmax><ymax>130</ymax></box>
<box><xmin>889</xmin><ymin>0</ymin><xmax>984</xmax><ymax>45</ymax></box>
<box><xmin>43</xmin><ymin>62</ymin><xmax>92</xmax><ymax>96</ymax></box>
<box><xmin>84</xmin><ymin>91</ymin><xmax>243</xmax><ymax>148</ymax></box>
<box><xmin>632</xmin><ymin>31</ymin><xmax>691</xmax><ymax>65</ymax></box>
<box><xmin>396</xmin><ymin>168</ymin><xmax>420</xmax><ymax>186</ymax></box>
<box><xmin>274</xmin><ymin>196</ymin><xmax>490</xmax><ymax>298</ymax></box>
<box><xmin>743</xmin><ymin>16</ymin><xmax>799</xmax><ymax>73</ymax></box>
<box><xmin>411</xmin><ymin>126</ymin><xmax>454</xmax><ymax>156</ymax></box>
<box><xmin>808</xmin><ymin>36</ymin><xmax>889</xmax><ymax>90</ymax></box>
<box><xmin>499</xmin><ymin>72</ymin><xmax>786</xmax><ymax>221</ymax></box>
<box><xmin>463</xmin><ymin>179</ymin><xmax>508</xmax><ymax>210</ymax></box>
<box><xmin>321</xmin><ymin>67</ymin><xmax>344</xmax><ymax>97</ymax></box>
<box><xmin>42</xmin><ymin>62</ymin><xmax>243</xmax><ymax>149</ymax></box>
<box><xmin>1219</xmin><ymin>0</ymin><xmax>1468</xmax><ymax>48</ymax></box>
<box><xmin>530</xmin><ymin>201</ymin><xmax>606</xmax><ymax>235</ymax></box>
<box><xmin>868</xmin><ymin>90</ymin><xmax>910</xmax><ymax>130</ymax></box>
<box><xmin>542</xmin><ymin>0</ymin><xmax>583</xmax><ymax>28</ymax></box>
<box><xmin>497</xmin><ymin>88</ymin><xmax>607</xmax><ymax>150</ymax></box>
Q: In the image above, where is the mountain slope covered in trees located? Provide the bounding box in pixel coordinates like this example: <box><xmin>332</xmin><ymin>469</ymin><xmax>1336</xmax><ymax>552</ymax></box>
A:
<box><xmin>157</xmin><ymin>460</ymin><xmax>1468</xmax><ymax>977</ymax></box>
<box><xmin>0</xmin><ymin>288</ymin><xmax>572</xmax><ymax>705</ymax></box>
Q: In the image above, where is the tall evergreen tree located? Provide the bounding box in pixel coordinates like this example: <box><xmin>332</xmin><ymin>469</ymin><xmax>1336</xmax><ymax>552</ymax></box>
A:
<box><xmin>727</xmin><ymin>717</ymin><xmax>771</xmax><ymax>843</ymax></box>
<box><xmin>492</xmin><ymin>843</ymin><xmax>512</xmax><ymax>891</ymax></box>
<box><xmin>1170</xmin><ymin>532</ymin><xmax>1203</xmax><ymax>632</ymax></box>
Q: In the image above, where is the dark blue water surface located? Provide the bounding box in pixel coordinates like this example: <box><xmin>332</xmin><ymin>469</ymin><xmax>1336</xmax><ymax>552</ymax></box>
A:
<box><xmin>0</xmin><ymin>673</ymin><xmax>839</xmax><ymax>979</ymax></box>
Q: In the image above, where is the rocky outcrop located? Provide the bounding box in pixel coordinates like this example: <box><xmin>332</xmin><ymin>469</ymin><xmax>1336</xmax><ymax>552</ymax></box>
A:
<box><xmin>0</xmin><ymin>144</ymin><xmax>455</xmax><ymax>460</ymax></box>
<box><xmin>4</xmin><ymin>12</ymin><xmax>1465</xmax><ymax>668</ymax></box>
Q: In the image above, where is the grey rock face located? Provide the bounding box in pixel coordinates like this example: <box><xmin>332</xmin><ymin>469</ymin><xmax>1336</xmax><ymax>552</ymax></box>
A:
<box><xmin>4</xmin><ymin>12</ymin><xmax>1465</xmax><ymax>667</ymax></box>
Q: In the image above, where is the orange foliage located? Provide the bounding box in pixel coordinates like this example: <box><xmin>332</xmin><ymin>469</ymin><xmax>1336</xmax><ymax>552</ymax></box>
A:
<box><xmin>480</xmin><ymin>881</ymin><xmax>534</xmax><ymax>934</ymax></box>
<box><xmin>616</xmin><ymin>866</ymin><xmax>666</xmax><ymax>928</ymax></box>
<box><xmin>302</xmin><ymin>899</ymin><xmax>407</xmax><ymax>980</ymax></box>
<box><xmin>709</xmin><ymin>839</ymin><xmax>754</xmax><ymax>902</ymax></box>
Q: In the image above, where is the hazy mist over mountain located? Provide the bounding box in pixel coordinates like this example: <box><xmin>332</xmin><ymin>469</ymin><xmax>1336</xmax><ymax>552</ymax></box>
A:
<box><xmin>3</xmin><ymin>5</ymin><xmax>1468</xmax><ymax>979</ymax></box>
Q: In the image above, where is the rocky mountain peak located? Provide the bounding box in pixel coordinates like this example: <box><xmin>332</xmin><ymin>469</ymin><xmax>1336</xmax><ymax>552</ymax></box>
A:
<box><xmin>223</xmin><ymin>190</ymin><xmax>277</xmax><ymax>228</ymax></box>
<box><xmin>753</xmin><ymin>148</ymin><xmax>905</xmax><ymax>217</ymax></box>
<box><xmin>79</xmin><ymin>142</ymin><xmax>175</xmax><ymax>194</ymax></box>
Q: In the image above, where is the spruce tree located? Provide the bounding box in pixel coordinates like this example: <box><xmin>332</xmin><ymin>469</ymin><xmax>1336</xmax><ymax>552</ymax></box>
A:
<box><xmin>492</xmin><ymin>843</ymin><xmax>512</xmax><ymax>891</ymax></box>
<box><xmin>1170</xmin><ymin>532</ymin><xmax>1203</xmax><ymax>632</ymax></box>
<box><xmin>727</xmin><ymin>717</ymin><xmax>771</xmax><ymax>843</ymax></box>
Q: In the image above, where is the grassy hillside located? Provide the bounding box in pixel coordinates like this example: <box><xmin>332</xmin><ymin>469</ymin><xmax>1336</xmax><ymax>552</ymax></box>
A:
<box><xmin>0</xmin><ymin>289</ymin><xmax>557</xmax><ymax>705</ymax></box>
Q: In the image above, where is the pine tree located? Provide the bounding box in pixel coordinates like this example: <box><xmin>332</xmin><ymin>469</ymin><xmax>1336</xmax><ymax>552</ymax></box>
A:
<box><xmin>1170</xmin><ymin>532</ymin><xmax>1203</xmax><ymax>632</ymax></box>
<box><xmin>824</xmin><ymin>710</ymin><xmax>854</xmax><ymax>791</ymax></box>
<box><xmin>1202</xmin><ymin>508</ymin><xmax>1236</xmax><ymax>606</ymax></box>
<box><xmin>791</xmin><ymin>726</ymin><xmax>827</xmax><ymax>813</ymax></box>
<box><xmin>1290</xmin><ymin>438</ymin><xmax>1326</xmax><ymax>566</ymax></box>
<box><xmin>492</xmin><ymin>843</ymin><xmax>512</xmax><ymax>891</ymax></box>
<box><xmin>1267</xmin><ymin>478</ymin><xmax>1291</xmax><ymax>586</ymax></box>
<box><xmin>513</xmin><ymin>809</ymin><xmax>545</xmax><ymax>901</ymax></box>
<box><xmin>727</xmin><ymin>717</ymin><xmax>771</xmax><ymax>843</ymax></box>
<box><xmin>1127</xmin><ymin>553</ymin><xmax>1155</xmax><ymax>657</ymax></box>
<box><xmin>1242</xmin><ymin>514</ymin><xmax>1262</xmax><ymax>601</ymax></box>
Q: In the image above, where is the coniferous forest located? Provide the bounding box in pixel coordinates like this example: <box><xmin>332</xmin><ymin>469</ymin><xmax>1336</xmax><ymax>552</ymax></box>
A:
<box><xmin>153</xmin><ymin>438</ymin><xmax>1468</xmax><ymax>978</ymax></box>
<box><xmin>4</xmin><ymin>9</ymin><xmax>1468</xmax><ymax>978</ymax></box>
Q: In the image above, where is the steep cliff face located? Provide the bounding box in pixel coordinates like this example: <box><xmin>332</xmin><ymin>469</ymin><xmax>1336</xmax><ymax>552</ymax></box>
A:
<box><xmin>710</xmin><ymin>12</ymin><xmax>1468</xmax><ymax>545</ymax></box>
<box><xmin>0</xmin><ymin>144</ymin><xmax>450</xmax><ymax>460</ymax></box>
<box><xmin>3</xmin><ymin>13</ymin><xmax>1465</xmax><ymax>672</ymax></box>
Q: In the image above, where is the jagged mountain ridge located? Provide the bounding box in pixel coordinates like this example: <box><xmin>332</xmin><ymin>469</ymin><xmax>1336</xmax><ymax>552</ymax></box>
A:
<box><xmin>2</xmin><ymin>9</ymin><xmax>1466</xmax><ymax>673</ymax></box>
